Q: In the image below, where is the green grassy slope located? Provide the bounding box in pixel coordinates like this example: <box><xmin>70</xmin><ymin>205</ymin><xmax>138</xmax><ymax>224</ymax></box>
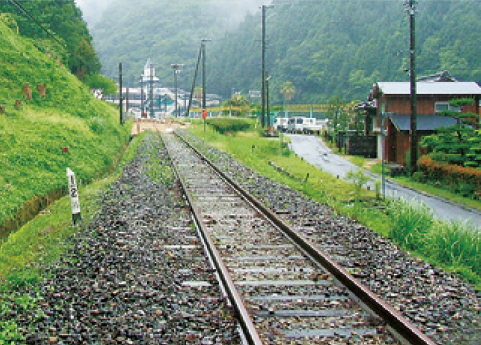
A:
<box><xmin>0</xmin><ymin>20</ymin><xmax>130</xmax><ymax>236</ymax></box>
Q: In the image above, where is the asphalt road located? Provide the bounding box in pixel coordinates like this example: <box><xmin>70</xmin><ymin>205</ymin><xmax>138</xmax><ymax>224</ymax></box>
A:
<box><xmin>287</xmin><ymin>134</ymin><xmax>481</xmax><ymax>229</ymax></box>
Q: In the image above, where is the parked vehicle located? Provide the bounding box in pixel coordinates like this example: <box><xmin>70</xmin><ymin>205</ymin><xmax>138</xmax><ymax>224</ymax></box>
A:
<box><xmin>273</xmin><ymin>117</ymin><xmax>288</xmax><ymax>132</ymax></box>
<box><xmin>303</xmin><ymin>118</ymin><xmax>328</xmax><ymax>134</ymax></box>
<box><xmin>287</xmin><ymin>117</ymin><xmax>306</xmax><ymax>133</ymax></box>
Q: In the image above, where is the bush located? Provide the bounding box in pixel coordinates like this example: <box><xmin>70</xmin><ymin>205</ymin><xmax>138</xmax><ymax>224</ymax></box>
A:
<box><xmin>418</xmin><ymin>156</ymin><xmax>481</xmax><ymax>198</ymax></box>
<box><xmin>207</xmin><ymin>118</ymin><xmax>253</xmax><ymax>134</ymax></box>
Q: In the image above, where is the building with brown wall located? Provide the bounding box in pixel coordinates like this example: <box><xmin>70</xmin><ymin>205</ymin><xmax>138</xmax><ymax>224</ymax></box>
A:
<box><xmin>367</xmin><ymin>80</ymin><xmax>481</xmax><ymax>166</ymax></box>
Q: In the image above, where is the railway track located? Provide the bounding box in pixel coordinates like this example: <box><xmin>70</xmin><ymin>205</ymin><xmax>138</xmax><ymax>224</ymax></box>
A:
<box><xmin>162</xmin><ymin>131</ymin><xmax>437</xmax><ymax>345</ymax></box>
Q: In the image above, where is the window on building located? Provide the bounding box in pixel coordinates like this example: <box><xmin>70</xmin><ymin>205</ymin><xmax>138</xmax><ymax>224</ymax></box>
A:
<box><xmin>435</xmin><ymin>102</ymin><xmax>461</xmax><ymax>113</ymax></box>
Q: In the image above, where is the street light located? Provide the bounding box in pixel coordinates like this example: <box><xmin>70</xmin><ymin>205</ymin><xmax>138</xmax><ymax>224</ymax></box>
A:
<box><xmin>171</xmin><ymin>64</ymin><xmax>183</xmax><ymax>117</ymax></box>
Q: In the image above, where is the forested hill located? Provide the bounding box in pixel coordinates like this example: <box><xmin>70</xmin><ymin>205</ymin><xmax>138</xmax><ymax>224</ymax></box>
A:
<box><xmin>91</xmin><ymin>0</ymin><xmax>481</xmax><ymax>103</ymax></box>
<box><xmin>0</xmin><ymin>0</ymin><xmax>100</xmax><ymax>79</ymax></box>
<box><xmin>91</xmin><ymin>0</ymin><xmax>252</xmax><ymax>89</ymax></box>
<box><xmin>208</xmin><ymin>0</ymin><xmax>481</xmax><ymax>103</ymax></box>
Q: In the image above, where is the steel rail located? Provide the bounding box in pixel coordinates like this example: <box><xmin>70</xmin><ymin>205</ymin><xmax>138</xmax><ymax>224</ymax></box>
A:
<box><xmin>161</xmin><ymin>132</ymin><xmax>264</xmax><ymax>345</ymax></box>
<box><xmin>175</xmin><ymin>132</ymin><xmax>438</xmax><ymax>345</ymax></box>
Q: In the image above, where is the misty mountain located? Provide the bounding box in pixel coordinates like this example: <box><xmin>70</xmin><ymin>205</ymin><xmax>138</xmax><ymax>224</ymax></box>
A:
<box><xmin>90</xmin><ymin>0</ymin><xmax>266</xmax><ymax>90</ymax></box>
<box><xmin>90</xmin><ymin>0</ymin><xmax>481</xmax><ymax>103</ymax></box>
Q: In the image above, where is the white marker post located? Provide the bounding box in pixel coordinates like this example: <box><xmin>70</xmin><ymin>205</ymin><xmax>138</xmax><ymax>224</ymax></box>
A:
<box><xmin>66</xmin><ymin>168</ymin><xmax>82</xmax><ymax>224</ymax></box>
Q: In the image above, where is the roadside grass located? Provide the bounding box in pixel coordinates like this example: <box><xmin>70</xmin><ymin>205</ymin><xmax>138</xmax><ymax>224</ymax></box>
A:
<box><xmin>188</xmin><ymin>121</ymin><xmax>481</xmax><ymax>289</ymax></box>
<box><xmin>342</xmin><ymin>154</ymin><xmax>481</xmax><ymax>211</ymax></box>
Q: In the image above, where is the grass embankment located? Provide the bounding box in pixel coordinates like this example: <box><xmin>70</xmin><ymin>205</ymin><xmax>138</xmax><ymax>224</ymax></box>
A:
<box><xmin>0</xmin><ymin>19</ymin><xmax>131</xmax><ymax>237</ymax></box>
<box><xmin>0</xmin><ymin>132</ymin><xmax>148</xmax><ymax>342</ymax></box>
<box><xmin>189</xmin><ymin>118</ymin><xmax>481</xmax><ymax>290</ymax></box>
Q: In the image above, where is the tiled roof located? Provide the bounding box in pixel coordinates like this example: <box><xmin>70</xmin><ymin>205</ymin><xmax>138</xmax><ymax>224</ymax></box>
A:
<box><xmin>377</xmin><ymin>82</ymin><xmax>481</xmax><ymax>96</ymax></box>
<box><xmin>388</xmin><ymin>114</ymin><xmax>458</xmax><ymax>131</ymax></box>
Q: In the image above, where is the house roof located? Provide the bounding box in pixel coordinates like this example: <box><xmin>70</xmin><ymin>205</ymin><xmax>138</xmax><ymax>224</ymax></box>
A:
<box><xmin>389</xmin><ymin>114</ymin><xmax>458</xmax><ymax>131</ymax></box>
<box><xmin>377</xmin><ymin>82</ymin><xmax>481</xmax><ymax>96</ymax></box>
<box><xmin>417</xmin><ymin>70</ymin><xmax>457</xmax><ymax>82</ymax></box>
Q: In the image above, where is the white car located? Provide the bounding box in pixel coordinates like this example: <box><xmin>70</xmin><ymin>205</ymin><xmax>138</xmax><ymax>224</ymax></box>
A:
<box><xmin>287</xmin><ymin>117</ymin><xmax>306</xmax><ymax>133</ymax></box>
<box><xmin>303</xmin><ymin>118</ymin><xmax>328</xmax><ymax>134</ymax></box>
<box><xmin>273</xmin><ymin>117</ymin><xmax>288</xmax><ymax>132</ymax></box>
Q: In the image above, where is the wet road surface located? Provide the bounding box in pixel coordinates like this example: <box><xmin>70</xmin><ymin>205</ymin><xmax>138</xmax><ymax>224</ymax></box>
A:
<box><xmin>287</xmin><ymin>134</ymin><xmax>481</xmax><ymax>229</ymax></box>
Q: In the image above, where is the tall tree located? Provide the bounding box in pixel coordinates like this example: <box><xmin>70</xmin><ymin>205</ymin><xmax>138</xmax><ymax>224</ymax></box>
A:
<box><xmin>280</xmin><ymin>81</ymin><xmax>296</xmax><ymax>105</ymax></box>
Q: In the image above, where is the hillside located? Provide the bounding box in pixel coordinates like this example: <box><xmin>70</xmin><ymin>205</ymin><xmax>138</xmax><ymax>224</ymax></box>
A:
<box><xmin>91</xmin><ymin>0</ymin><xmax>244</xmax><ymax>89</ymax></box>
<box><xmin>0</xmin><ymin>18</ymin><xmax>130</xmax><ymax>236</ymax></box>
<box><xmin>0</xmin><ymin>0</ymin><xmax>101</xmax><ymax>79</ymax></box>
<box><xmin>90</xmin><ymin>0</ymin><xmax>481</xmax><ymax>103</ymax></box>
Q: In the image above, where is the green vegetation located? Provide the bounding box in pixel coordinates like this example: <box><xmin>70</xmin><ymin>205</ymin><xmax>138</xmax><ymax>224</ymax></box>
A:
<box><xmin>0</xmin><ymin>132</ymin><xmax>150</xmax><ymax>343</ymax></box>
<box><xmin>0</xmin><ymin>19</ymin><xmax>130</xmax><ymax>237</ymax></box>
<box><xmin>388</xmin><ymin>198</ymin><xmax>481</xmax><ymax>287</ymax></box>
<box><xmin>91</xmin><ymin>0</ymin><xmax>234</xmax><ymax>88</ymax></box>
<box><xmin>0</xmin><ymin>0</ymin><xmax>100</xmax><ymax>79</ymax></box>
<box><xmin>421</xmin><ymin>98</ymin><xmax>481</xmax><ymax>168</ymax></box>
<box><xmin>90</xmin><ymin>1</ymin><xmax>481</xmax><ymax>101</ymax></box>
<box><xmin>189</xmin><ymin>118</ymin><xmax>390</xmax><ymax>233</ymax></box>
<box><xmin>207</xmin><ymin>118</ymin><xmax>256</xmax><ymax>134</ymax></box>
<box><xmin>188</xmin><ymin>120</ymin><xmax>481</xmax><ymax>289</ymax></box>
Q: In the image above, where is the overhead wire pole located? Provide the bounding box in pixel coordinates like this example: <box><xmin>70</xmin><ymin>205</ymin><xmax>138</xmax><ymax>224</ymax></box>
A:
<box><xmin>261</xmin><ymin>5</ymin><xmax>266</xmax><ymax>128</ymax></box>
<box><xmin>201</xmin><ymin>39</ymin><xmax>212</xmax><ymax>111</ymax></box>
<box><xmin>201</xmin><ymin>39</ymin><xmax>211</xmax><ymax>133</ymax></box>
<box><xmin>261</xmin><ymin>4</ymin><xmax>273</xmax><ymax>129</ymax></box>
<box><xmin>172</xmin><ymin>64</ymin><xmax>184</xmax><ymax>117</ymax></box>
<box><xmin>406</xmin><ymin>0</ymin><xmax>417</xmax><ymax>175</ymax></box>
<box><xmin>186</xmin><ymin>46</ymin><xmax>203</xmax><ymax>118</ymax></box>
<box><xmin>150</xmin><ymin>63</ymin><xmax>154</xmax><ymax>118</ymax></box>
<box><xmin>119</xmin><ymin>62</ymin><xmax>123</xmax><ymax>125</ymax></box>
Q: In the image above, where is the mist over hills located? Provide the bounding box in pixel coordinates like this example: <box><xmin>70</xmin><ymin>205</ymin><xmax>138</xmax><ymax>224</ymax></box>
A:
<box><xmin>88</xmin><ymin>0</ymin><xmax>267</xmax><ymax>91</ymax></box>
<box><xmin>89</xmin><ymin>0</ymin><xmax>481</xmax><ymax>103</ymax></box>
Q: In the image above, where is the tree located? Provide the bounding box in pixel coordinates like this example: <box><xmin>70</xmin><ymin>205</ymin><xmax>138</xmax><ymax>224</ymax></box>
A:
<box><xmin>280</xmin><ymin>81</ymin><xmax>296</xmax><ymax>105</ymax></box>
<box><xmin>223</xmin><ymin>94</ymin><xmax>250</xmax><ymax>117</ymax></box>
<box><xmin>70</xmin><ymin>39</ymin><xmax>101</xmax><ymax>80</ymax></box>
<box><xmin>421</xmin><ymin>98</ymin><xmax>480</xmax><ymax>167</ymax></box>
<box><xmin>193</xmin><ymin>87</ymin><xmax>203</xmax><ymax>106</ymax></box>
<box><xmin>84</xmin><ymin>73</ymin><xmax>117</xmax><ymax>95</ymax></box>
<box><xmin>224</xmin><ymin>94</ymin><xmax>250</xmax><ymax>107</ymax></box>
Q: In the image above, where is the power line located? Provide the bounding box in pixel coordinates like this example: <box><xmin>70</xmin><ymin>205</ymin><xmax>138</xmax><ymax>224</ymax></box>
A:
<box><xmin>8</xmin><ymin>0</ymin><xmax>66</xmax><ymax>49</ymax></box>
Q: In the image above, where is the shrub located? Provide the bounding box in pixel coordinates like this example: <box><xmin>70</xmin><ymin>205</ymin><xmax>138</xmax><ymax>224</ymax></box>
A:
<box><xmin>207</xmin><ymin>118</ymin><xmax>253</xmax><ymax>134</ymax></box>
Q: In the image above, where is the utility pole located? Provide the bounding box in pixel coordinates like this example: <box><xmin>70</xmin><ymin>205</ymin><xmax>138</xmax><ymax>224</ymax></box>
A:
<box><xmin>266</xmin><ymin>74</ymin><xmax>271</xmax><ymax>128</ymax></box>
<box><xmin>140</xmin><ymin>74</ymin><xmax>144</xmax><ymax>118</ymax></box>
<box><xmin>260</xmin><ymin>5</ymin><xmax>274</xmax><ymax>128</ymax></box>
<box><xmin>201</xmin><ymin>39</ymin><xmax>211</xmax><ymax>111</ymax></box>
<box><xmin>126</xmin><ymin>87</ymin><xmax>129</xmax><ymax>114</ymax></box>
<box><xmin>150</xmin><ymin>63</ymin><xmax>154</xmax><ymax>118</ymax></box>
<box><xmin>119</xmin><ymin>62</ymin><xmax>123</xmax><ymax>125</ymax></box>
<box><xmin>406</xmin><ymin>0</ymin><xmax>417</xmax><ymax>174</ymax></box>
<box><xmin>172</xmin><ymin>64</ymin><xmax>183</xmax><ymax>117</ymax></box>
<box><xmin>261</xmin><ymin>5</ymin><xmax>267</xmax><ymax>128</ymax></box>
<box><xmin>187</xmin><ymin>45</ymin><xmax>203</xmax><ymax>118</ymax></box>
